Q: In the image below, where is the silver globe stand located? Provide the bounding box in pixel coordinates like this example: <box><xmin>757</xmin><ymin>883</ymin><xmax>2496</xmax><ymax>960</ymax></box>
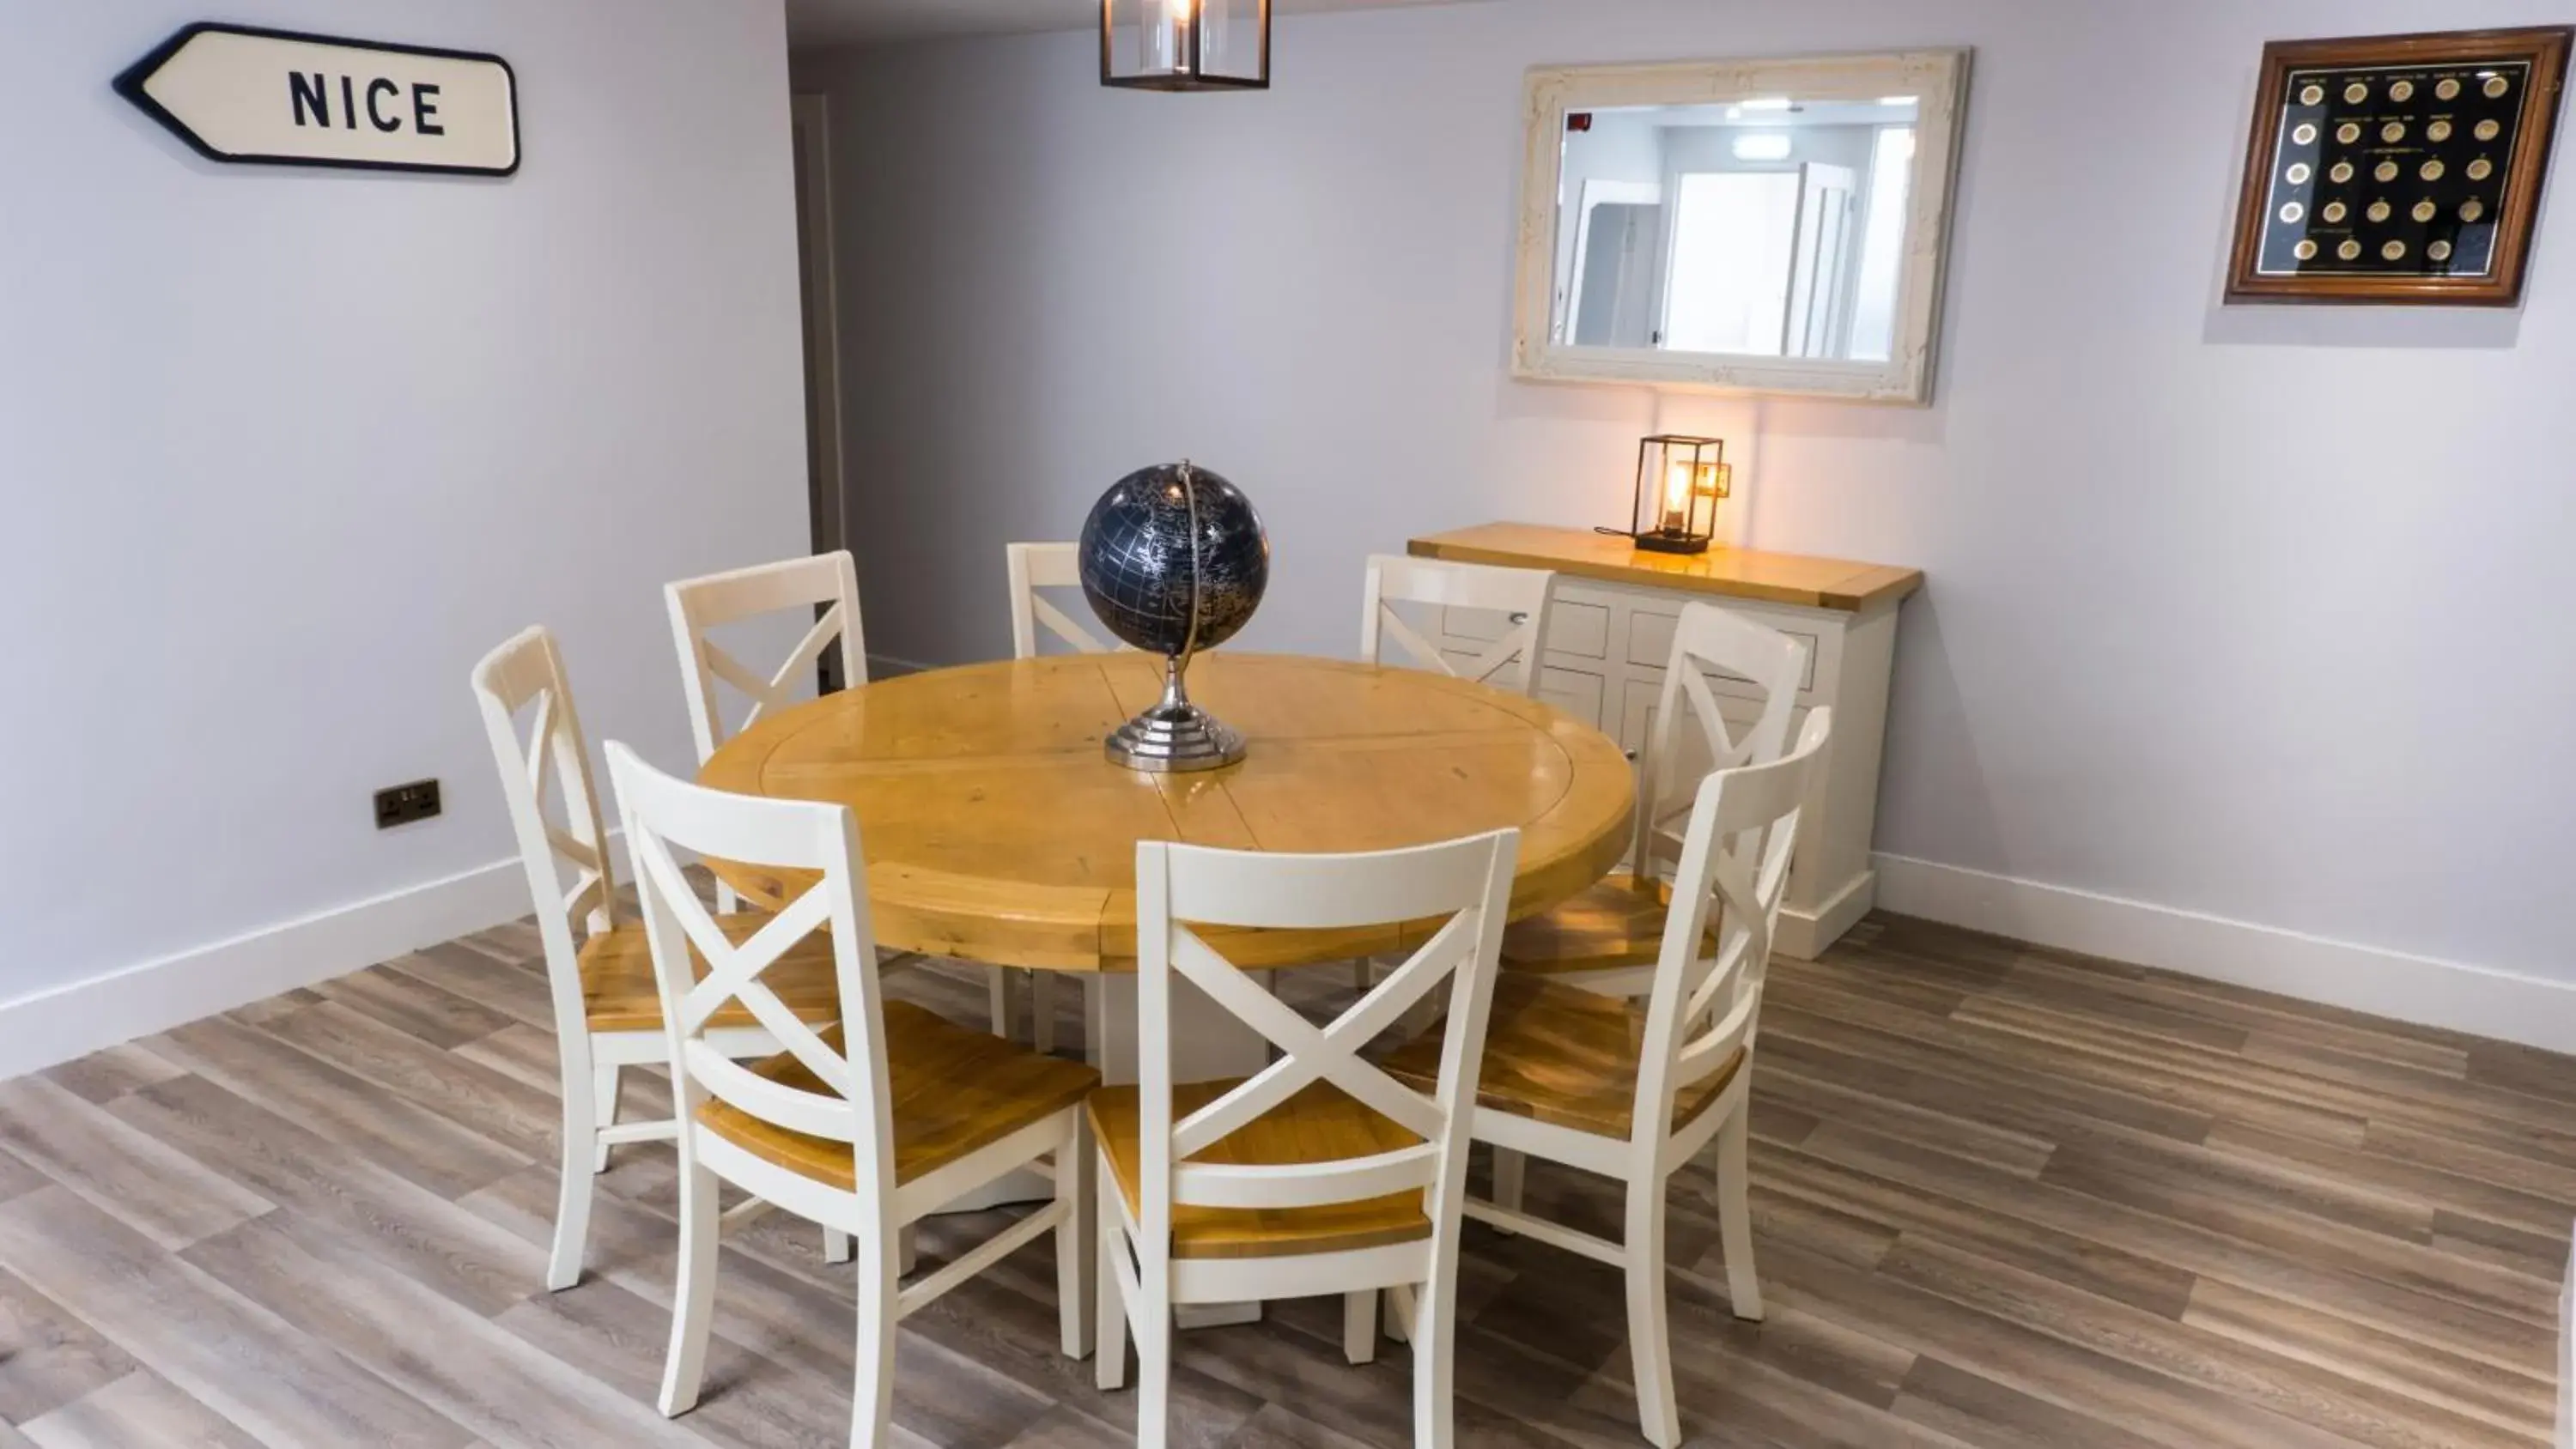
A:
<box><xmin>1107</xmin><ymin>653</ymin><xmax>1245</xmax><ymax>773</ymax></box>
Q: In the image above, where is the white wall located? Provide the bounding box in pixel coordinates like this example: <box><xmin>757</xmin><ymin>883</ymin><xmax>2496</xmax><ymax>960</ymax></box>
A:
<box><xmin>798</xmin><ymin>0</ymin><xmax>2576</xmax><ymax>1017</ymax></box>
<box><xmin>0</xmin><ymin>0</ymin><xmax>811</xmax><ymax>1057</ymax></box>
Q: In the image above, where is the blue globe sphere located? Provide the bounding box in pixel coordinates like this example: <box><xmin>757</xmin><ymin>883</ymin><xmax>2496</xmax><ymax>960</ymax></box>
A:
<box><xmin>1078</xmin><ymin>463</ymin><xmax>1269</xmax><ymax>658</ymax></box>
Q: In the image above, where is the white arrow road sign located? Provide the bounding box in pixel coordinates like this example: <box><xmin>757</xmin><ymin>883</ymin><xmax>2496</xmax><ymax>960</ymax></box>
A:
<box><xmin>116</xmin><ymin>23</ymin><xmax>518</xmax><ymax>176</ymax></box>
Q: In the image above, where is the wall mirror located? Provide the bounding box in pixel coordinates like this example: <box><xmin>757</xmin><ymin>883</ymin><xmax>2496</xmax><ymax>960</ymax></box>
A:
<box><xmin>1513</xmin><ymin>50</ymin><xmax>1971</xmax><ymax>403</ymax></box>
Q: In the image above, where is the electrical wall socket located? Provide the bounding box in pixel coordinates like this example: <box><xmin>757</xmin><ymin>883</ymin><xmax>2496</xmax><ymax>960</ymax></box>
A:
<box><xmin>374</xmin><ymin>779</ymin><xmax>441</xmax><ymax>829</ymax></box>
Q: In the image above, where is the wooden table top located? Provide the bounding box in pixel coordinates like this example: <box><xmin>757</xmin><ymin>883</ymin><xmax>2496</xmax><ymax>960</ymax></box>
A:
<box><xmin>698</xmin><ymin>652</ymin><xmax>1636</xmax><ymax>973</ymax></box>
<box><xmin>1408</xmin><ymin>522</ymin><xmax>1923</xmax><ymax>614</ymax></box>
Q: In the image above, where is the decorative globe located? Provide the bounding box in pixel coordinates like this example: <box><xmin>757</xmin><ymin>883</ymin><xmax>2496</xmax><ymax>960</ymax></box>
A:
<box><xmin>1078</xmin><ymin>462</ymin><xmax>1270</xmax><ymax>658</ymax></box>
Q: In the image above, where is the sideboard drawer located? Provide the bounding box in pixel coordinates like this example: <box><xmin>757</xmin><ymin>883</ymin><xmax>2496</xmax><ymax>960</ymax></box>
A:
<box><xmin>1543</xmin><ymin>599</ymin><xmax>1611</xmax><ymax>658</ymax></box>
<box><xmin>1618</xmin><ymin>678</ymin><xmax>1771</xmax><ymax>761</ymax></box>
<box><xmin>1441</xmin><ymin>597</ymin><xmax>1609</xmax><ymax>661</ymax></box>
<box><xmin>1625</xmin><ymin>607</ymin><xmax>1819</xmax><ymax>694</ymax></box>
<box><xmin>1439</xmin><ymin>603</ymin><xmax>1511</xmax><ymax>642</ymax></box>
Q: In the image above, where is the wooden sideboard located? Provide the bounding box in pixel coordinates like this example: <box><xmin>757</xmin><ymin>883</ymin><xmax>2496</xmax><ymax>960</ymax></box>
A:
<box><xmin>1408</xmin><ymin>523</ymin><xmax>1923</xmax><ymax>959</ymax></box>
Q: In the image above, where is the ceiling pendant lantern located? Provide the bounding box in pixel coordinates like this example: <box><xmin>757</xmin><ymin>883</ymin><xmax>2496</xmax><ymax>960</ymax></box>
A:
<box><xmin>1102</xmin><ymin>0</ymin><xmax>1271</xmax><ymax>91</ymax></box>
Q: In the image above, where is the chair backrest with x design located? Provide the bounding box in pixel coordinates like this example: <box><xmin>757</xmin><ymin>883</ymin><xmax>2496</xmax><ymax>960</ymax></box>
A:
<box><xmin>665</xmin><ymin>551</ymin><xmax>868</xmax><ymax>764</ymax></box>
<box><xmin>605</xmin><ymin>741</ymin><xmax>896</xmax><ymax>1213</ymax></box>
<box><xmin>1131</xmin><ymin>831</ymin><xmax>1518</xmax><ymax>1254</ymax></box>
<box><xmin>1006</xmin><ymin>543</ymin><xmax>1121</xmax><ymax>658</ymax></box>
<box><xmin>1631</xmin><ymin>708</ymin><xmax>1832</xmax><ymax>1148</ymax></box>
<box><xmin>1631</xmin><ymin>602</ymin><xmax>1808</xmax><ymax>888</ymax></box>
<box><xmin>471</xmin><ymin>627</ymin><xmax>618</xmax><ymax>1038</ymax></box>
<box><xmin>1359</xmin><ymin>555</ymin><xmax>1556</xmax><ymax>698</ymax></box>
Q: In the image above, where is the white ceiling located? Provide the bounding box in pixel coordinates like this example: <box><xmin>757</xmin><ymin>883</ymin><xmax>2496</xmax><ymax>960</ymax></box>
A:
<box><xmin>787</xmin><ymin>0</ymin><xmax>1471</xmax><ymax>48</ymax></box>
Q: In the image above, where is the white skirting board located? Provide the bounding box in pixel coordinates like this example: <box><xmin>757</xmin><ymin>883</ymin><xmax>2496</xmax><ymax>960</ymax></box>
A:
<box><xmin>9</xmin><ymin>839</ymin><xmax>2568</xmax><ymax>1082</ymax></box>
<box><xmin>1874</xmin><ymin>852</ymin><xmax>2576</xmax><ymax>1055</ymax></box>
<box><xmin>0</xmin><ymin>856</ymin><xmax>543</xmax><ymax>1082</ymax></box>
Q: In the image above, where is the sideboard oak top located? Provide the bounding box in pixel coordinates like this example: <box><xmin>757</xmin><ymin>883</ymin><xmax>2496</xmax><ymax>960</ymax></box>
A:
<box><xmin>1407</xmin><ymin>523</ymin><xmax>1923</xmax><ymax>615</ymax></box>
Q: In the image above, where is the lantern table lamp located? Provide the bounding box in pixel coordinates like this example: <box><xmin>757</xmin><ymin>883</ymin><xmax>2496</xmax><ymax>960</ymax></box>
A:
<box><xmin>1102</xmin><ymin>0</ymin><xmax>1271</xmax><ymax>91</ymax></box>
<box><xmin>1629</xmin><ymin>435</ymin><xmax>1729</xmax><ymax>555</ymax></box>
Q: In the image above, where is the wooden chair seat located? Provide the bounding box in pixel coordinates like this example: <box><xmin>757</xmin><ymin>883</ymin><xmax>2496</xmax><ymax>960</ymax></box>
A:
<box><xmin>1382</xmin><ymin>975</ymin><xmax>1744</xmax><ymax>1140</ymax></box>
<box><xmin>575</xmin><ymin>914</ymin><xmax>843</xmax><ymax>1033</ymax></box>
<box><xmin>1088</xmin><ymin>1080</ymin><xmax>1431</xmax><ymax>1260</ymax></box>
<box><xmin>1498</xmin><ymin>873</ymin><xmax>1720</xmax><ymax>979</ymax></box>
<box><xmin>697</xmin><ymin>1002</ymin><xmax>1099</xmax><ymax>1188</ymax></box>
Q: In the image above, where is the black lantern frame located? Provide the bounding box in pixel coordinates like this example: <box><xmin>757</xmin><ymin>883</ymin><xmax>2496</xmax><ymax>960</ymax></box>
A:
<box><xmin>1631</xmin><ymin>435</ymin><xmax>1730</xmax><ymax>555</ymax></box>
<box><xmin>1101</xmin><ymin>0</ymin><xmax>1271</xmax><ymax>91</ymax></box>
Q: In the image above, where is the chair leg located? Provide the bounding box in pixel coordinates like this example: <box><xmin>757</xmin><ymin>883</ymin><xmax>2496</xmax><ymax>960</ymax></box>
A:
<box><xmin>1623</xmin><ymin>1180</ymin><xmax>1680</xmax><ymax>1449</ymax></box>
<box><xmin>1135</xmin><ymin>1256</ymin><xmax>1172</xmax><ymax>1449</ymax></box>
<box><xmin>1056</xmin><ymin>1114</ymin><xmax>1094</xmax><ymax>1360</ymax></box>
<box><xmin>987</xmin><ymin>967</ymin><xmax>1017</xmax><ymax>1040</ymax></box>
<box><xmin>546</xmin><ymin>1059</ymin><xmax>598</xmax><ymax>1292</ymax></box>
<box><xmin>1343</xmin><ymin>1290</ymin><xmax>1378</xmax><ymax>1365</ymax></box>
<box><xmin>851</xmin><ymin>1212</ymin><xmax>900</xmax><ymax>1449</ymax></box>
<box><xmin>1031</xmin><ymin>973</ymin><xmax>1057</xmax><ymax>1057</ymax></box>
<box><xmin>658</xmin><ymin>1153</ymin><xmax>721</xmax><ymax>1417</ymax></box>
<box><xmin>1383</xmin><ymin>1282</ymin><xmax>1413</xmax><ymax>1344</ymax></box>
<box><xmin>1491</xmin><ymin>1149</ymin><xmax>1525</xmax><ymax>1236</ymax></box>
<box><xmin>1095</xmin><ymin>1165</ymin><xmax>1129</xmax><ymax>1391</ymax></box>
<box><xmin>1412</xmin><ymin>1275</ymin><xmax>1457</xmax><ymax>1449</ymax></box>
<box><xmin>592</xmin><ymin>1064</ymin><xmax>621</xmax><ymax>1173</ymax></box>
<box><xmin>1714</xmin><ymin>1109</ymin><xmax>1764</xmax><ymax>1322</ymax></box>
<box><xmin>898</xmin><ymin>1224</ymin><xmax>918</xmax><ymax>1276</ymax></box>
<box><xmin>824</xmin><ymin>1228</ymin><xmax>853</xmax><ymax>1264</ymax></box>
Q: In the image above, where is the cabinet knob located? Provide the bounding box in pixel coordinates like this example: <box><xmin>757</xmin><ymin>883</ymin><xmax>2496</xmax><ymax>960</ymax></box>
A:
<box><xmin>1624</xmin><ymin>749</ymin><xmax>1639</xmax><ymax>762</ymax></box>
<box><xmin>1509</xmin><ymin>612</ymin><xmax>1531</xmax><ymax>626</ymax></box>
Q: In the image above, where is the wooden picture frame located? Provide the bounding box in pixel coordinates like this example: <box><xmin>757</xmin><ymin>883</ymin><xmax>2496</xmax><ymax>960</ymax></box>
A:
<box><xmin>2227</xmin><ymin>27</ymin><xmax>2571</xmax><ymax>306</ymax></box>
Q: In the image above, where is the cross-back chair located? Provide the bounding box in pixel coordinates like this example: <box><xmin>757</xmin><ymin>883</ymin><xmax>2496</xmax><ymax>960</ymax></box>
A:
<box><xmin>665</xmin><ymin>550</ymin><xmax>867</xmax><ymax>766</ymax></box>
<box><xmin>666</xmin><ymin>550</ymin><xmax>1028</xmax><ymax>1041</ymax></box>
<box><xmin>1092</xmin><ymin>830</ymin><xmax>1519</xmax><ymax>1449</ymax></box>
<box><xmin>605</xmin><ymin>743</ymin><xmax>1100</xmax><ymax>1447</ymax></box>
<box><xmin>999</xmin><ymin>541</ymin><xmax>1138</xmax><ymax>1052</ymax></box>
<box><xmin>1498</xmin><ymin>601</ymin><xmax>1807</xmax><ymax>996</ymax></box>
<box><xmin>1383</xmin><ymin>708</ymin><xmax>1832</xmax><ymax>1449</ymax></box>
<box><xmin>1348</xmin><ymin>554</ymin><xmax>1553</xmax><ymax>990</ymax></box>
<box><xmin>1008</xmin><ymin>542</ymin><xmax>1122</xmax><ymax>658</ymax></box>
<box><xmin>470</xmin><ymin>627</ymin><xmax>850</xmax><ymax>1290</ymax></box>
<box><xmin>1359</xmin><ymin>554</ymin><xmax>1556</xmax><ymax>697</ymax></box>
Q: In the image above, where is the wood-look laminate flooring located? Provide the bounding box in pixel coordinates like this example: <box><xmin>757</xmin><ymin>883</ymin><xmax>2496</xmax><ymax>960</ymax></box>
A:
<box><xmin>0</xmin><ymin>911</ymin><xmax>2566</xmax><ymax>1447</ymax></box>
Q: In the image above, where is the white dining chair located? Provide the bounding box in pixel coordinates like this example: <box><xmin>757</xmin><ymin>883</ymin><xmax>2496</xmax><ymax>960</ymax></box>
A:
<box><xmin>2561</xmin><ymin>1222</ymin><xmax>2575</xmax><ymax>1449</ymax></box>
<box><xmin>1347</xmin><ymin>553</ymin><xmax>1552</xmax><ymax>994</ymax></box>
<box><xmin>1498</xmin><ymin>601</ymin><xmax>1807</xmax><ymax>997</ymax></box>
<box><xmin>665</xmin><ymin>549</ymin><xmax>868</xmax><ymax>768</ymax></box>
<box><xmin>470</xmin><ymin>626</ymin><xmax>852</xmax><ymax>1290</ymax></box>
<box><xmin>1384</xmin><ymin>709</ymin><xmax>1832</xmax><ymax>1449</ymax></box>
<box><xmin>605</xmin><ymin>742</ymin><xmax>1100</xmax><ymax>1446</ymax></box>
<box><xmin>1007</xmin><ymin>541</ymin><xmax>1120</xmax><ymax>658</ymax></box>
<box><xmin>997</xmin><ymin>540</ymin><xmax>1133</xmax><ymax>1053</ymax></box>
<box><xmin>665</xmin><ymin>552</ymin><xmax>1017</xmax><ymax>1043</ymax></box>
<box><xmin>2563</xmin><ymin>1232</ymin><xmax>2575</xmax><ymax>1449</ymax></box>
<box><xmin>1092</xmin><ymin>829</ymin><xmax>1519</xmax><ymax>1449</ymax></box>
<box><xmin>1359</xmin><ymin>554</ymin><xmax>1556</xmax><ymax>697</ymax></box>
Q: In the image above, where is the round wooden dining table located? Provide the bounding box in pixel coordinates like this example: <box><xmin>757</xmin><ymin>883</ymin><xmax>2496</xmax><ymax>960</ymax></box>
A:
<box><xmin>697</xmin><ymin>652</ymin><xmax>1636</xmax><ymax>988</ymax></box>
<box><xmin>698</xmin><ymin>652</ymin><xmax>1633</xmax><ymax>1272</ymax></box>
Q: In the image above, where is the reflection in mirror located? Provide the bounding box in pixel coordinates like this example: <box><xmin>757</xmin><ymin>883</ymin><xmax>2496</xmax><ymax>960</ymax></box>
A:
<box><xmin>1552</xmin><ymin>97</ymin><xmax>1920</xmax><ymax>362</ymax></box>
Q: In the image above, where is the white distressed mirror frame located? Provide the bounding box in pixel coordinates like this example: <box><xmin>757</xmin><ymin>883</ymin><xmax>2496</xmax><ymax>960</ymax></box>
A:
<box><xmin>1511</xmin><ymin>49</ymin><xmax>1972</xmax><ymax>405</ymax></box>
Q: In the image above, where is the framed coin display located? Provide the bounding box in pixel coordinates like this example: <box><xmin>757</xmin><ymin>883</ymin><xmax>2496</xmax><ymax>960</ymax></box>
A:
<box><xmin>2227</xmin><ymin>27</ymin><xmax>2571</xmax><ymax>305</ymax></box>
